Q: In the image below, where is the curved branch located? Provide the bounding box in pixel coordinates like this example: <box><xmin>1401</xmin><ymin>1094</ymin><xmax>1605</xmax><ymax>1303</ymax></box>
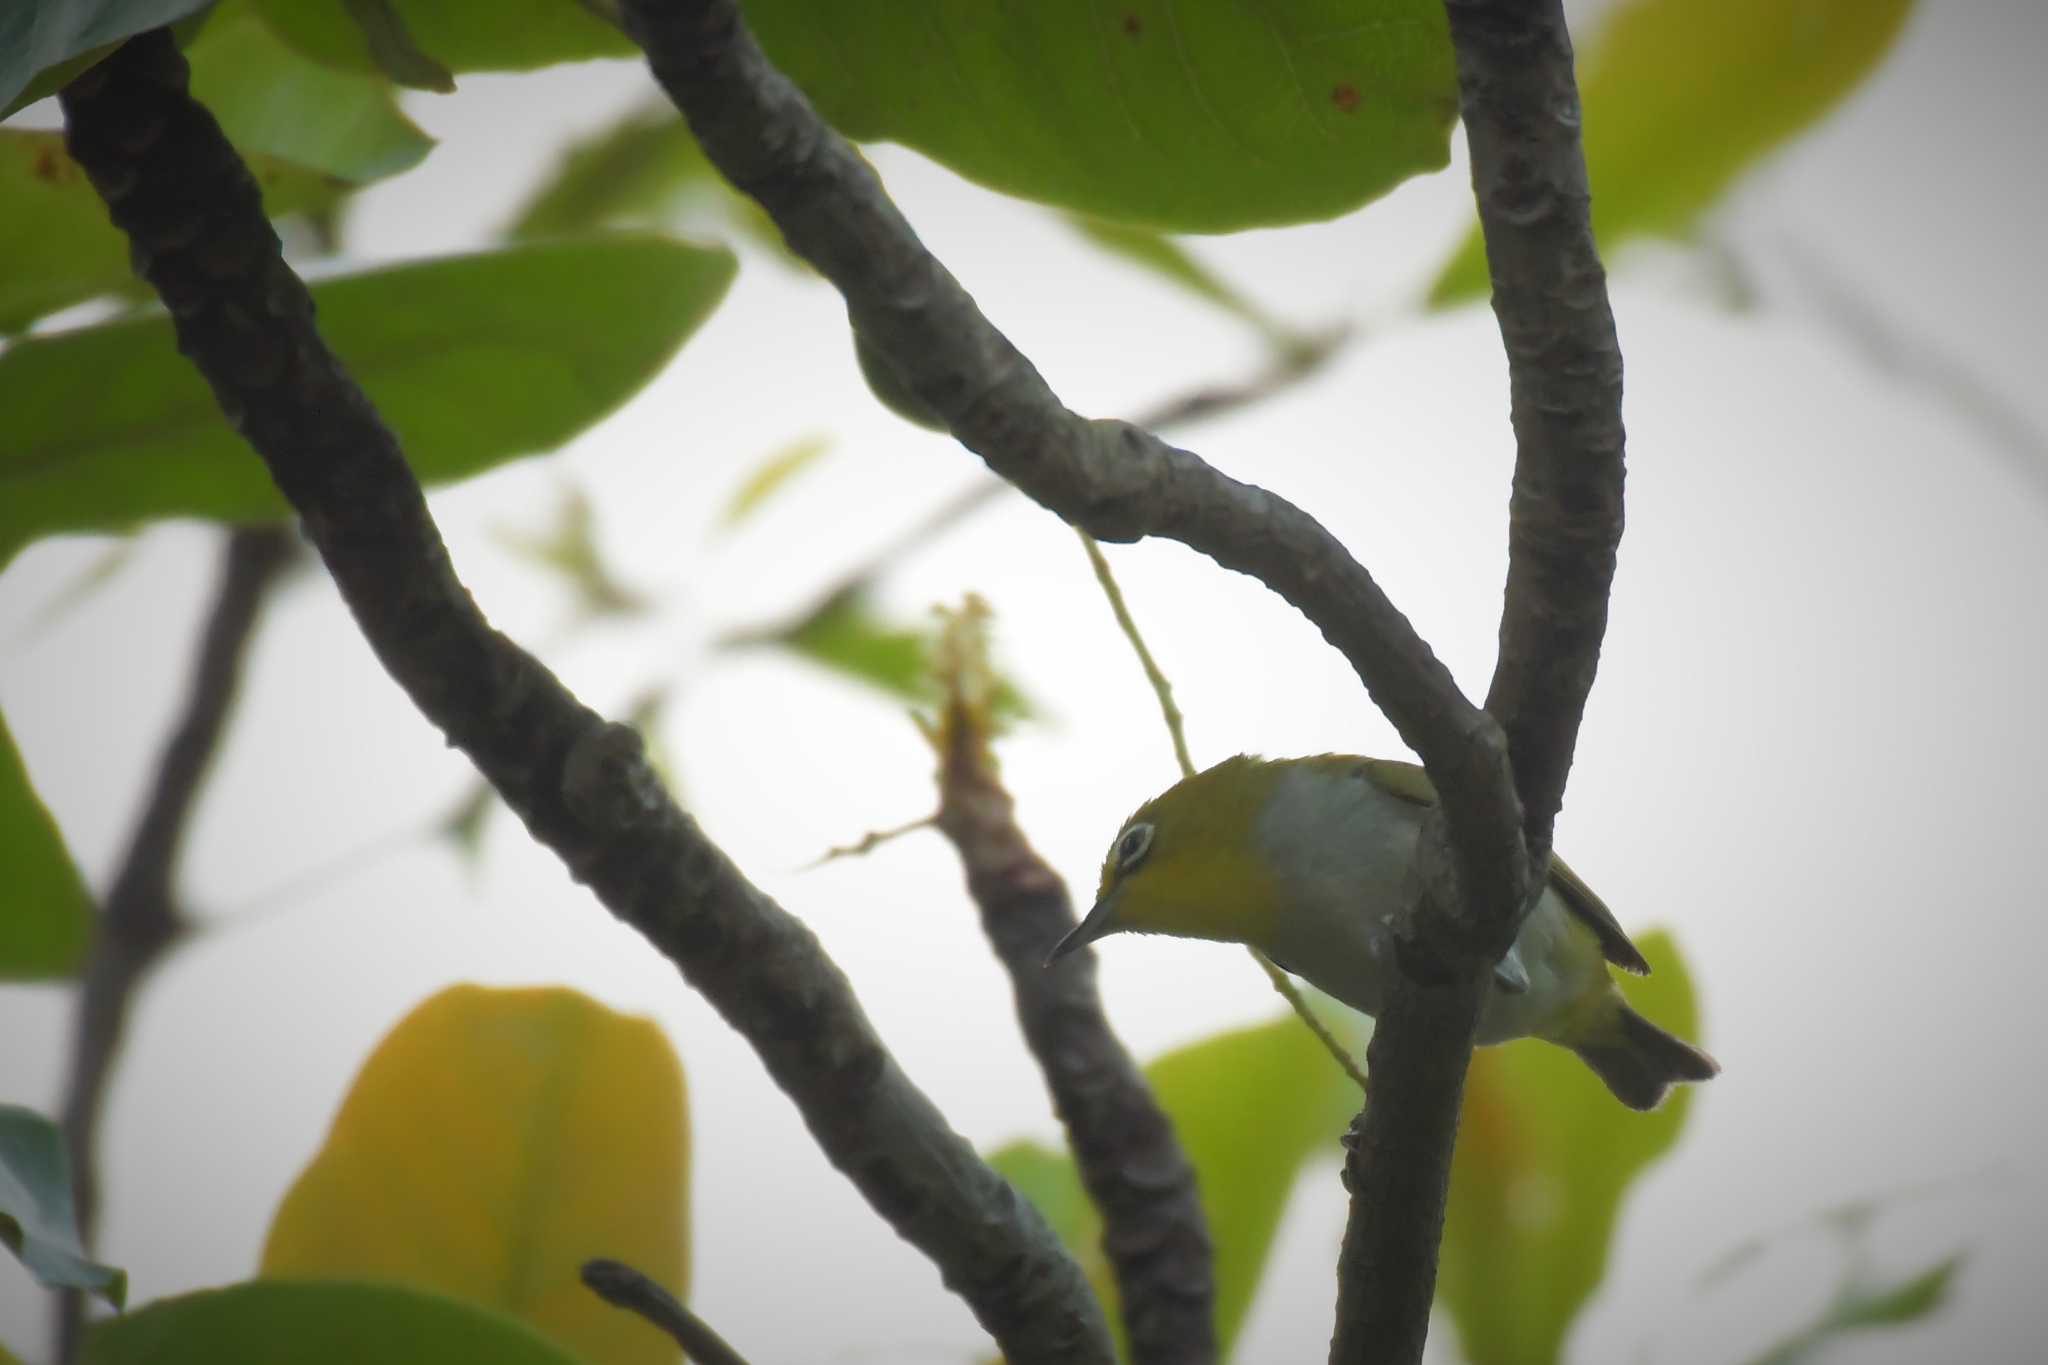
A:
<box><xmin>617</xmin><ymin>0</ymin><xmax>1527</xmax><ymax>927</ymax></box>
<box><xmin>1333</xmin><ymin>3</ymin><xmax>1627</xmax><ymax>1361</ymax></box>
<box><xmin>59</xmin><ymin>35</ymin><xmax>1112</xmax><ymax>1365</ymax></box>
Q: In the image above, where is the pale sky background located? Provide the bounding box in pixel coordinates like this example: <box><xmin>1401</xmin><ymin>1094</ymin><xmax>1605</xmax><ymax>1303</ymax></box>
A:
<box><xmin>4</xmin><ymin>1</ymin><xmax>2047</xmax><ymax>1360</ymax></box>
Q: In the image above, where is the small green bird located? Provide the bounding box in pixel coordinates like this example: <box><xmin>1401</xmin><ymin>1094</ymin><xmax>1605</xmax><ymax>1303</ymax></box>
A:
<box><xmin>1050</xmin><ymin>754</ymin><xmax>1718</xmax><ymax>1110</ymax></box>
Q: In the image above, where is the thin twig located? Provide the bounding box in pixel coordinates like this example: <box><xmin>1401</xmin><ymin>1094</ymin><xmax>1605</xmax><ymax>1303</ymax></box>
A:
<box><xmin>581</xmin><ymin>1259</ymin><xmax>753</xmax><ymax>1365</ymax></box>
<box><xmin>62</xmin><ymin>35</ymin><xmax>1113</xmax><ymax>1365</ymax></box>
<box><xmin>1073</xmin><ymin>530</ymin><xmax>1193</xmax><ymax>779</ymax></box>
<box><xmin>54</xmin><ymin>525</ymin><xmax>294</xmax><ymax>1362</ymax></box>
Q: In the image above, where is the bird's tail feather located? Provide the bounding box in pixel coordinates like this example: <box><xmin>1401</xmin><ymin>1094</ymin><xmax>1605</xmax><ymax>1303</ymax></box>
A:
<box><xmin>1571</xmin><ymin>1000</ymin><xmax>1719</xmax><ymax>1111</ymax></box>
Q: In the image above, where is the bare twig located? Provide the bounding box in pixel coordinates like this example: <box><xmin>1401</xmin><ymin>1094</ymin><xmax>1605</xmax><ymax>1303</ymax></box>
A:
<box><xmin>926</xmin><ymin>605</ymin><xmax>1215</xmax><ymax>1365</ymax></box>
<box><xmin>61</xmin><ymin>36</ymin><xmax>1113</xmax><ymax>1365</ymax></box>
<box><xmin>1332</xmin><ymin>3</ymin><xmax>1628</xmax><ymax>1360</ymax></box>
<box><xmin>54</xmin><ymin>525</ymin><xmax>294</xmax><ymax>1361</ymax></box>
<box><xmin>581</xmin><ymin>1259</ymin><xmax>752</xmax><ymax>1365</ymax></box>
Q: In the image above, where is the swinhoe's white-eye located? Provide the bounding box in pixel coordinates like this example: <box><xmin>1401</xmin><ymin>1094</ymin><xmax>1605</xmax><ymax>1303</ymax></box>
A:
<box><xmin>1050</xmin><ymin>755</ymin><xmax>1718</xmax><ymax>1110</ymax></box>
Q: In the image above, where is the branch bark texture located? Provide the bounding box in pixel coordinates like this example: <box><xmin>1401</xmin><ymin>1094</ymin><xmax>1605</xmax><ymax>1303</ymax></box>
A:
<box><xmin>56</xmin><ymin>525</ymin><xmax>293</xmax><ymax>1361</ymax></box>
<box><xmin>60</xmin><ymin>34</ymin><xmax>1112</xmax><ymax>1365</ymax></box>
<box><xmin>618</xmin><ymin>0</ymin><xmax>1527</xmax><ymax>921</ymax></box>
<box><xmin>1332</xmin><ymin>4</ymin><xmax>1627</xmax><ymax>1362</ymax></box>
<box><xmin>932</xmin><ymin>707</ymin><xmax>1215</xmax><ymax>1365</ymax></box>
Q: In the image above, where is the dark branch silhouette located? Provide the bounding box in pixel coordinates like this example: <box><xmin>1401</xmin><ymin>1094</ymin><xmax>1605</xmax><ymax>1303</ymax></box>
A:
<box><xmin>60</xmin><ymin>35</ymin><xmax>1113</xmax><ymax>1365</ymax></box>
<box><xmin>55</xmin><ymin>525</ymin><xmax>294</xmax><ymax>1362</ymax></box>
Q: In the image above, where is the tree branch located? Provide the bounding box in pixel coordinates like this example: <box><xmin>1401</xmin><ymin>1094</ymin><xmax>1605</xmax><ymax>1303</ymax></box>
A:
<box><xmin>55</xmin><ymin>524</ymin><xmax>294</xmax><ymax>1362</ymax></box>
<box><xmin>1332</xmin><ymin>4</ymin><xmax>1627</xmax><ymax>1361</ymax></box>
<box><xmin>60</xmin><ymin>35</ymin><xmax>1112</xmax><ymax>1365</ymax></box>
<box><xmin>581</xmin><ymin>1259</ymin><xmax>753</xmax><ymax>1365</ymax></box>
<box><xmin>616</xmin><ymin>0</ymin><xmax>1526</xmax><ymax>919</ymax></box>
<box><xmin>929</xmin><ymin>674</ymin><xmax>1215</xmax><ymax>1365</ymax></box>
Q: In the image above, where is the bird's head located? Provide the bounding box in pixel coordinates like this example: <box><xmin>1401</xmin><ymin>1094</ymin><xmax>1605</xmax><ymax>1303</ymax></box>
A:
<box><xmin>1048</xmin><ymin>755</ymin><xmax>1287</xmax><ymax>962</ymax></box>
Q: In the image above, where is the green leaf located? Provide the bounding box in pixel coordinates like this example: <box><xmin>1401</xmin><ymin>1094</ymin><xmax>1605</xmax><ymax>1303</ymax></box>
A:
<box><xmin>493</xmin><ymin>486</ymin><xmax>651</xmax><ymax>621</ymax></box>
<box><xmin>0</xmin><ymin>0</ymin><xmax>213</xmax><ymax>113</ymax></box>
<box><xmin>335</xmin><ymin>0</ymin><xmax>455</xmax><ymax>92</ymax></box>
<box><xmin>261</xmin><ymin>986</ymin><xmax>688</xmax><ymax>1365</ymax></box>
<box><xmin>749</xmin><ymin>590</ymin><xmax>1033</xmax><ymax>718</ymax></box>
<box><xmin>0</xmin><ymin>712</ymin><xmax>92</xmax><ymax>980</ymax></box>
<box><xmin>0</xmin><ymin>1104</ymin><xmax>125</xmax><ymax>1307</ymax></box>
<box><xmin>185</xmin><ymin>0</ymin><xmax>435</xmax><ymax>184</ymax></box>
<box><xmin>0</xmin><ymin>129</ymin><xmax>335</xmax><ymax>336</ymax></box>
<box><xmin>255</xmin><ymin>0</ymin><xmax>633</xmax><ymax>77</ymax></box>
<box><xmin>989</xmin><ymin>1009</ymin><xmax>1363</xmax><ymax>1356</ymax></box>
<box><xmin>0</xmin><ymin>235</ymin><xmax>736</xmax><ymax>562</ymax></box>
<box><xmin>1747</xmin><ymin>1254</ymin><xmax>1964</xmax><ymax>1365</ymax></box>
<box><xmin>743</xmin><ymin>0</ymin><xmax>1458</xmax><ymax>232</ymax></box>
<box><xmin>1067</xmin><ymin>217</ymin><xmax>1302</xmax><ymax>351</ymax></box>
<box><xmin>1430</xmin><ymin>0</ymin><xmax>1916</xmax><ymax>304</ymax></box>
<box><xmin>717</xmin><ymin>434</ymin><xmax>833</xmax><ymax>529</ymax></box>
<box><xmin>0</xmin><ymin>4</ymin><xmax>431</xmax><ymax>335</ymax></box>
<box><xmin>1436</xmin><ymin>930</ymin><xmax>1703</xmax><ymax>1365</ymax></box>
<box><xmin>83</xmin><ymin>1280</ymin><xmax>587</xmax><ymax>1365</ymax></box>
<box><xmin>508</xmin><ymin>102</ymin><xmax>719</xmax><ymax>240</ymax></box>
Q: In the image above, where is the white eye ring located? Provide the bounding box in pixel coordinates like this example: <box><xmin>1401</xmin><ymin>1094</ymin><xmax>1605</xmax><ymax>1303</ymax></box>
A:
<box><xmin>1116</xmin><ymin>822</ymin><xmax>1154</xmax><ymax>871</ymax></box>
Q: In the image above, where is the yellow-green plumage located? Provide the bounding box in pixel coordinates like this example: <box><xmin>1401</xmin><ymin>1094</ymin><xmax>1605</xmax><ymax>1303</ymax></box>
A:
<box><xmin>1062</xmin><ymin>754</ymin><xmax>1717</xmax><ymax>1110</ymax></box>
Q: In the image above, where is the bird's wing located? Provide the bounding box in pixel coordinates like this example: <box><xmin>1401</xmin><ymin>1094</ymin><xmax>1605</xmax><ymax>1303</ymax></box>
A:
<box><xmin>1355</xmin><ymin>757</ymin><xmax>1652</xmax><ymax>976</ymax></box>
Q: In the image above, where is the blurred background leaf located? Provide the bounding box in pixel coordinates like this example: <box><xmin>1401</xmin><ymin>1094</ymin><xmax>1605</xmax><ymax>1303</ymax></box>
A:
<box><xmin>82</xmin><ymin>1280</ymin><xmax>586</xmax><ymax>1365</ymax></box>
<box><xmin>253</xmin><ymin>0</ymin><xmax>633</xmax><ymax>77</ymax></box>
<box><xmin>717</xmin><ymin>434</ymin><xmax>834</xmax><ymax>531</ymax></box>
<box><xmin>0</xmin><ymin>714</ymin><xmax>92</xmax><ymax>980</ymax></box>
<box><xmin>1436</xmin><ymin>930</ymin><xmax>1702</xmax><ymax>1365</ymax></box>
<box><xmin>0</xmin><ymin>236</ymin><xmax>735</xmax><ymax>562</ymax></box>
<box><xmin>1430</xmin><ymin>0</ymin><xmax>1917</xmax><ymax>303</ymax></box>
<box><xmin>990</xmin><ymin>1006</ymin><xmax>1363</xmax><ymax>1358</ymax></box>
<box><xmin>261</xmin><ymin>985</ymin><xmax>688</xmax><ymax>1365</ymax></box>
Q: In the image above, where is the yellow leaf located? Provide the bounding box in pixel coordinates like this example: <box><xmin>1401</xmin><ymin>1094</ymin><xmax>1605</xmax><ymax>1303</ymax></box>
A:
<box><xmin>262</xmin><ymin>986</ymin><xmax>688</xmax><ymax>1365</ymax></box>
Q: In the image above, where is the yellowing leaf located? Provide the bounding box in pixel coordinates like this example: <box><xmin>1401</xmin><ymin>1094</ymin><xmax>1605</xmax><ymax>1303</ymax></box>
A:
<box><xmin>1430</xmin><ymin>0</ymin><xmax>1915</xmax><ymax>304</ymax></box>
<box><xmin>718</xmin><ymin>434</ymin><xmax>833</xmax><ymax>530</ymax></box>
<box><xmin>262</xmin><ymin>986</ymin><xmax>688</xmax><ymax>1365</ymax></box>
<box><xmin>1437</xmin><ymin>930</ymin><xmax>1704</xmax><ymax>1365</ymax></box>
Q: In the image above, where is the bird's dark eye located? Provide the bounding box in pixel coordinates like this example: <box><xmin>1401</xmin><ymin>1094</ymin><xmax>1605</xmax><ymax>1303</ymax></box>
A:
<box><xmin>1115</xmin><ymin>822</ymin><xmax>1154</xmax><ymax>872</ymax></box>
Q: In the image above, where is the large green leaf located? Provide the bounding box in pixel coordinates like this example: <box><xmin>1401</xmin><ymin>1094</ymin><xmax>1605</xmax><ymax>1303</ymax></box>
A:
<box><xmin>0</xmin><ymin>0</ymin><xmax>213</xmax><ymax>112</ymax></box>
<box><xmin>0</xmin><ymin>1105</ymin><xmax>125</xmax><ymax>1307</ymax></box>
<box><xmin>187</xmin><ymin>1</ymin><xmax>434</xmax><ymax>184</ymax></box>
<box><xmin>0</xmin><ymin>235</ymin><xmax>735</xmax><ymax>562</ymax></box>
<box><xmin>990</xmin><ymin>1008</ymin><xmax>1362</xmax><ymax>1357</ymax></box>
<box><xmin>742</xmin><ymin>0</ymin><xmax>1458</xmax><ymax>232</ymax></box>
<box><xmin>0</xmin><ymin>4</ymin><xmax>431</xmax><ymax>335</ymax></box>
<box><xmin>262</xmin><ymin>986</ymin><xmax>688</xmax><ymax>1365</ymax></box>
<box><xmin>0</xmin><ymin>711</ymin><xmax>92</xmax><ymax>980</ymax></box>
<box><xmin>254</xmin><ymin>0</ymin><xmax>633</xmax><ymax>78</ymax></box>
<box><xmin>1430</xmin><ymin>0</ymin><xmax>1916</xmax><ymax>303</ymax></box>
<box><xmin>1436</xmin><ymin>930</ymin><xmax>1703</xmax><ymax>1365</ymax></box>
<box><xmin>83</xmin><ymin>1280</ymin><xmax>586</xmax><ymax>1365</ymax></box>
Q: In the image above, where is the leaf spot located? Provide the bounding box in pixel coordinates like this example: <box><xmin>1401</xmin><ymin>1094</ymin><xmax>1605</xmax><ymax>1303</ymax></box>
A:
<box><xmin>1121</xmin><ymin>13</ymin><xmax>1142</xmax><ymax>36</ymax></box>
<box><xmin>1331</xmin><ymin>84</ymin><xmax>1361</xmax><ymax>114</ymax></box>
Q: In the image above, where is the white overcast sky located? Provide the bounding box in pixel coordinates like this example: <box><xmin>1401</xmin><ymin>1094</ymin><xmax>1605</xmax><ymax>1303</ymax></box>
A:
<box><xmin>4</xmin><ymin>1</ymin><xmax>2046</xmax><ymax>1360</ymax></box>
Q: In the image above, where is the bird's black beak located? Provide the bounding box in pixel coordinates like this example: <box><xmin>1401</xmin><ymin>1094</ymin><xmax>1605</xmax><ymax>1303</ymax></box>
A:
<box><xmin>1046</xmin><ymin>894</ymin><xmax>1119</xmax><ymax>966</ymax></box>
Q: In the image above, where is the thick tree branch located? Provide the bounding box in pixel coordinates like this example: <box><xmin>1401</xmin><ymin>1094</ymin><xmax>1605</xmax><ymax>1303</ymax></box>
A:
<box><xmin>930</xmin><ymin>686</ymin><xmax>1215</xmax><ymax>1365</ymax></box>
<box><xmin>1332</xmin><ymin>4</ymin><xmax>1627</xmax><ymax>1362</ymax></box>
<box><xmin>618</xmin><ymin>0</ymin><xmax>1527</xmax><ymax>929</ymax></box>
<box><xmin>55</xmin><ymin>525</ymin><xmax>293</xmax><ymax>1362</ymax></box>
<box><xmin>60</xmin><ymin>35</ymin><xmax>1112</xmax><ymax>1365</ymax></box>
